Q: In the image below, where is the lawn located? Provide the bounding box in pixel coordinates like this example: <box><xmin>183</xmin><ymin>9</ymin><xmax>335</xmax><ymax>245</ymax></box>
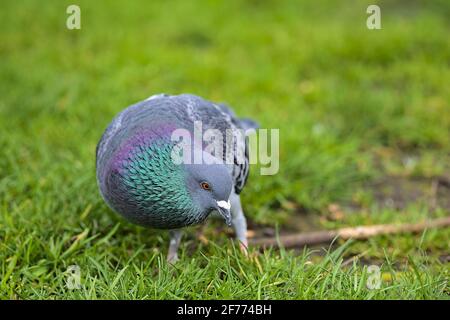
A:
<box><xmin>0</xmin><ymin>0</ymin><xmax>449</xmax><ymax>299</ymax></box>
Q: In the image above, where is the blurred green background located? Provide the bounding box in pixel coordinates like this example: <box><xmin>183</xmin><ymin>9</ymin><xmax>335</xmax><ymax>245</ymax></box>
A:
<box><xmin>0</xmin><ymin>0</ymin><xmax>448</xmax><ymax>299</ymax></box>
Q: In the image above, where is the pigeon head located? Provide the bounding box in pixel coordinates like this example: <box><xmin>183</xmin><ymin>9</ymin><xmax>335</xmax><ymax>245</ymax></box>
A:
<box><xmin>184</xmin><ymin>161</ymin><xmax>233</xmax><ymax>226</ymax></box>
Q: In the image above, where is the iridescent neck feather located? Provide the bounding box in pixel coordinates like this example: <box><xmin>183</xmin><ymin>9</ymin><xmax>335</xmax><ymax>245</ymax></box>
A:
<box><xmin>107</xmin><ymin>130</ymin><xmax>205</xmax><ymax>229</ymax></box>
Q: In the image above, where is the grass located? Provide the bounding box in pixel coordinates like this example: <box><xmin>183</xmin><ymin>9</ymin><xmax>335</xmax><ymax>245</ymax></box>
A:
<box><xmin>0</xmin><ymin>0</ymin><xmax>449</xmax><ymax>299</ymax></box>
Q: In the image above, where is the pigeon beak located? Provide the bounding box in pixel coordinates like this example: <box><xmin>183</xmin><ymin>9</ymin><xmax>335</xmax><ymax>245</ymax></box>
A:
<box><xmin>216</xmin><ymin>200</ymin><xmax>232</xmax><ymax>226</ymax></box>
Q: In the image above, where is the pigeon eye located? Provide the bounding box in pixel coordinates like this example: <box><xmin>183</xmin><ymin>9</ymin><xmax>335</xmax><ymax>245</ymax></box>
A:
<box><xmin>200</xmin><ymin>182</ymin><xmax>211</xmax><ymax>191</ymax></box>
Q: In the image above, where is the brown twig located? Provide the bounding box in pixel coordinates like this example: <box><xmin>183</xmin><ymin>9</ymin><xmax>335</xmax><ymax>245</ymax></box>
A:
<box><xmin>249</xmin><ymin>216</ymin><xmax>450</xmax><ymax>249</ymax></box>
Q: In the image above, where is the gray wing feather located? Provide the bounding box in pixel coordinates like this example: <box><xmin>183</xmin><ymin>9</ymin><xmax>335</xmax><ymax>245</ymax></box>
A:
<box><xmin>163</xmin><ymin>94</ymin><xmax>256</xmax><ymax>194</ymax></box>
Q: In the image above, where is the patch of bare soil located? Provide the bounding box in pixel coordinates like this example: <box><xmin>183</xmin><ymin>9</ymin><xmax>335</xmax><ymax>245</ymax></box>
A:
<box><xmin>245</xmin><ymin>174</ymin><xmax>450</xmax><ymax>242</ymax></box>
<box><xmin>370</xmin><ymin>175</ymin><xmax>450</xmax><ymax>211</ymax></box>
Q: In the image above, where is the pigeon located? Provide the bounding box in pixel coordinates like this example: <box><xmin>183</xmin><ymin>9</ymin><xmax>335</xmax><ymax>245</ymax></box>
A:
<box><xmin>96</xmin><ymin>93</ymin><xmax>258</xmax><ymax>262</ymax></box>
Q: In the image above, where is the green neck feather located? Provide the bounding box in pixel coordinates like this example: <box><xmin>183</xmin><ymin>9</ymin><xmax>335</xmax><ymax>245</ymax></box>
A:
<box><xmin>120</xmin><ymin>141</ymin><xmax>201</xmax><ymax>226</ymax></box>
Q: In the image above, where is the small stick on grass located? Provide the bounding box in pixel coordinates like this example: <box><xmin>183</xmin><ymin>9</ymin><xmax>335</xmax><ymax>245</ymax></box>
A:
<box><xmin>250</xmin><ymin>216</ymin><xmax>450</xmax><ymax>249</ymax></box>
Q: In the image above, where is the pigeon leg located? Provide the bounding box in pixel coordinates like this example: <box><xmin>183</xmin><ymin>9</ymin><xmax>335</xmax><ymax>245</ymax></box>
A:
<box><xmin>167</xmin><ymin>229</ymin><xmax>182</xmax><ymax>263</ymax></box>
<box><xmin>230</xmin><ymin>192</ymin><xmax>248</xmax><ymax>253</ymax></box>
